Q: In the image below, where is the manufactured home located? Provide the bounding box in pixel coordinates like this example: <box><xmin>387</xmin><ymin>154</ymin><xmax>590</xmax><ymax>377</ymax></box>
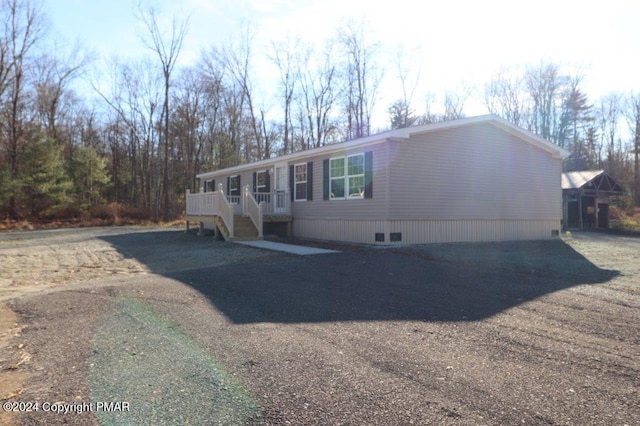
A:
<box><xmin>185</xmin><ymin>115</ymin><xmax>570</xmax><ymax>244</ymax></box>
<box><xmin>562</xmin><ymin>170</ymin><xmax>624</xmax><ymax>229</ymax></box>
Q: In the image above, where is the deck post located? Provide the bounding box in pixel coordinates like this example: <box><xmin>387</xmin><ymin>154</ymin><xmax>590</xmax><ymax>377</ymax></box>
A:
<box><xmin>185</xmin><ymin>189</ymin><xmax>191</xmax><ymax>233</ymax></box>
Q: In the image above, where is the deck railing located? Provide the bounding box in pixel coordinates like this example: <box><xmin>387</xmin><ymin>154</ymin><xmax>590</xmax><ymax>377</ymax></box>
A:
<box><xmin>254</xmin><ymin>191</ymin><xmax>289</xmax><ymax>215</ymax></box>
<box><xmin>186</xmin><ymin>189</ymin><xmax>234</xmax><ymax>238</ymax></box>
<box><xmin>218</xmin><ymin>192</ymin><xmax>234</xmax><ymax>239</ymax></box>
<box><xmin>186</xmin><ymin>190</ymin><xmax>219</xmax><ymax>216</ymax></box>
<box><xmin>227</xmin><ymin>195</ymin><xmax>242</xmax><ymax>215</ymax></box>
<box><xmin>186</xmin><ymin>189</ymin><xmax>290</xmax><ymax>217</ymax></box>
<box><xmin>243</xmin><ymin>186</ymin><xmax>263</xmax><ymax>238</ymax></box>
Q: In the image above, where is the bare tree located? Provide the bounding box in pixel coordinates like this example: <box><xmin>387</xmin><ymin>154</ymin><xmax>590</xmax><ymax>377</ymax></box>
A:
<box><xmin>199</xmin><ymin>46</ymin><xmax>242</xmax><ymax>168</ymax></box>
<box><xmin>443</xmin><ymin>87</ymin><xmax>469</xmax><ymax>121</ymax></box>
<box><xmin>137</xmin><ymin>4</ymin><xmax>189</xmax><ymax>221</ymax></box>
<box><xmin>219</xmin><ymin>24</ymin><xmax>271</xmax><ymax>162</ymax></box>
<box><xmin>269</xmin><ymin>35</ymin><xmax>300</xmax><ymax>155</ymax></box>
<box><xmin>597</xmin><ymin>92</ymin><xmax>622</xmax><ymax>174</ymax></box>
<box><xmin>32</xmin><ymin>44</ymin><xmax>90</xmax><ymax>142</ymax></box>
<box><xmin>297</xmin><ymin>40</ymin><xmax>338</xmax><ymax>149</ymax></box>
<box><xmin>387</xmin><ymin>44</ymin><xmax>421</xmax><ymax>129</ymax></box>
<box><xmin>94</xmin><ymin>57</ymin><xmax>162</xmax><ymax>211</ymax></box>
<box><xmin>338</xmin><ymin>17</ymin><xmax>381</xmax><ymax>140</ymax></box>
<box><xmin>172</xmin><ymin>67</ymin><xmax>207</xmax><ymax>192</ymax></box>
<box><xmin>525</xmin><ymin>61</ymin><xmax>568</xmax><ymax>143</ymax></box>
<box><xmin>625</xmin><ymin>93</ymin><xmax>640</xmax><ymax>206</ymax></box>
<box><xmin>417</xmin><ymin>88</ymin><xmax>468</xmax><ymax>124</ymax></box>
<box><xmin>483</xmin><ymin>67</ymin><xmax>528</xmax><ymax>126</ymax></box>
<box><xmin>0</xmin><ymin>0</ymin><xmax>47</xmax><ymax>219</ymax></box>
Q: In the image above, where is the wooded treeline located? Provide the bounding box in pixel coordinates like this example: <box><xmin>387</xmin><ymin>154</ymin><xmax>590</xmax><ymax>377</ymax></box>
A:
<box><xmin>0</xmin><ymin>0</ymin><xmax>638</xmax><ymax>222</ymax></box>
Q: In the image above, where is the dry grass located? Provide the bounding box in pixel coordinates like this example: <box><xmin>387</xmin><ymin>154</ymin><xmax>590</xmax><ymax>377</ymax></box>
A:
<box><xmin>610</xmin><ymin>206</ymin><xmax>640</xmax><ymax>233</ymax></box>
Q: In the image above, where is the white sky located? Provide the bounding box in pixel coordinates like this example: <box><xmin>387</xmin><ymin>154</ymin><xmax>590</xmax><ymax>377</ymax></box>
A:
<box><xmin>45</xmin><ymin>0</ymin><xmax>640</xmax><ymax>129</ymax></box>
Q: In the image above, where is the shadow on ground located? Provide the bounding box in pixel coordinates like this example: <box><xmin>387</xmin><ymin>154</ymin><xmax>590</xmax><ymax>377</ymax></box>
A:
<box><xmin>100</xmin><ymin>231</ymin><xmax>619</xmax><ymax>324</ymax></box>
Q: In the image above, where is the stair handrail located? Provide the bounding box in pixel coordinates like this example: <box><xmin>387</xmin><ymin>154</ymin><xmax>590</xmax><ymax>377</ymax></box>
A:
<box><xmin>218</xmin><ymin>189</ymin><xmax>234</xmax><ymax>239</ymax></box>
<box><xmin>243</xmin><ymin>186</ymin><xmax>263</xmax><ymax>238</ymax></box>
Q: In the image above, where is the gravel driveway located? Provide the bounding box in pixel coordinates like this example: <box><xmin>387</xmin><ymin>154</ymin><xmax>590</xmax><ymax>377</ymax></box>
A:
<box><xmin>1</xmin><ymin>227</ymin><xmax>638</xmax><ymax>425</ymax></box>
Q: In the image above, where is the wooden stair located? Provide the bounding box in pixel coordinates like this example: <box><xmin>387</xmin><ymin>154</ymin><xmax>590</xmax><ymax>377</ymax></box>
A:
<box><xmin>215</xmin><ymin>215</ymin><xmax>261</xmax><ymax>241</ymax></box>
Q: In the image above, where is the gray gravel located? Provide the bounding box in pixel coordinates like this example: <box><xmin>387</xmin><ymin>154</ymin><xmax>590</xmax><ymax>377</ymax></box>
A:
<box><xmin>2</xmin><ymin>228</ymin><xmax>639</xmax><ymax>425</ymax></box>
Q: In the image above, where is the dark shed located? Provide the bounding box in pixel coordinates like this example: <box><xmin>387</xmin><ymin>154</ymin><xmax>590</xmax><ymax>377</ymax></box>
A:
<box><xmin>562</xmin><ymin>170</ymin><xmax>624</xmax><ymax>229</ymax></box>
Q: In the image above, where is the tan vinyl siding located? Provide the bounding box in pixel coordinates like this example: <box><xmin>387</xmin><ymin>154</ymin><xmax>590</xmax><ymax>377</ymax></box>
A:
<box><xmin>293</xmin><ymin>218</ymin><xmax>559</xmax><ymax>244</ymax></box>
<box><xmin>293</xmin><ymin>218</ymin><xmax>388</xmax><ymax>244</ymax></box>
<box><xmin>290</xmin><ymin>142</ymin><xmax>389</xmax><ymax>220</ymax></box>
<box><xmin>389</xmin><ymin>123</ymin><xmax>562</xmax><ymax>221</ymax></box>
<box><xmin>387</xmin><ymin>219</ymin><xmax>559</xmax><ymax>244</ymax></box>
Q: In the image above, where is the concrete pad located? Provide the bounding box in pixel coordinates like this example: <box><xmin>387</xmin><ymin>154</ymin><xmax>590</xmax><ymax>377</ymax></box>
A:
<box><xmin>235</xmin><ymin>240</ymin><xmax>339</xmax><ymax>255</ymax></box>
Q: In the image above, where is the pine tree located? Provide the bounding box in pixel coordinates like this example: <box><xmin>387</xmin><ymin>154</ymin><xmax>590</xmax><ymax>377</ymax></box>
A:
<box><xmin>69</xmin><ymin>146</ymin><xmax>110</xmax><ymax>210</ymax></box>
<box><xmin>19</xmin><ymin>138</ymin><xmax>72</xmax><ymax>218</ymax></box>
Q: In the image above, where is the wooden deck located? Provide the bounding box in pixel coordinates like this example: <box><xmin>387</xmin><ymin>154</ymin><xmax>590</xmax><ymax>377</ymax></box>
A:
<box><xmin>185</xmin><ymin>188</ymin><xmax>292</xmax><ymax>241</ymax></box>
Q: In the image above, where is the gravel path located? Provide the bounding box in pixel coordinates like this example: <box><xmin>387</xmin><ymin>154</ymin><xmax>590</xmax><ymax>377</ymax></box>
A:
<box><xmin>1</xmin><ymin>228</ymin><xmax>638</xmax><ymax>425</ymax></box>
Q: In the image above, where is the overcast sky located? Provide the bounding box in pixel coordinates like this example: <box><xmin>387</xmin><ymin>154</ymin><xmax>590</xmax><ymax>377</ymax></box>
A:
<box><xmin>44</xmin><ymin>0</ymin><xmax>640</xmax><ymax>128</ymax></box>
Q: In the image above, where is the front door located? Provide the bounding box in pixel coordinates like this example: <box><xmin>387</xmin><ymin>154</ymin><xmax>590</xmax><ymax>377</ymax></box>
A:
<box><xmin>597</xmin><ymin>203</ymin><xmax>609</xmax><ymax>228</ymax></box>
<box><xmin>274</xmin><ymin>162</ymin><xmax>288</xmax><ymax>213</ymax></box>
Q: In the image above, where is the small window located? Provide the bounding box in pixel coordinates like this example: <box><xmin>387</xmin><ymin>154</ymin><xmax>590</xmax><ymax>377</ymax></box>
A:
<box><xmin>229</xmin><ymin>175</ymin><xmax>240</xmax><ymax>195</ymax></box>
<box><xmin>205</xmin><ymin>179</ymin><xmax>215</xmax><ymax>192</ymax></box>
<box><xmin>348</xmin><ymin>153</ymin><xmax>365</xmax><ymax>198</ymax></box>
<box><xmin>330</xmin><ymin>157</ymin><xmax>345</xmax><ymax>199</ymax></box>
<box><xmin>256</xmin><ymin>171</ymin><xmax>267</xmax><ymax>192</ymax></box>
<box><xmin>294</xmin><ymin>163</ymin><xmax>307</xmax><ymax>201</ymax></box>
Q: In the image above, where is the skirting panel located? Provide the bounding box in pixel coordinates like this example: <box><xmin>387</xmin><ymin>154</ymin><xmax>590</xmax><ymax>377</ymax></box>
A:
<box><xmin>292</xmin><ymin>218</ymin><xmax>561</xmax><ymax>244</ymax></box>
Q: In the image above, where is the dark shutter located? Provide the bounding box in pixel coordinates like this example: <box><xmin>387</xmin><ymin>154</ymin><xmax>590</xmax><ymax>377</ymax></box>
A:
<box><xmin>265</xmin><ymin>170</ymin><xmax>271</xmax><ymax>192</ymax></box>
<box><xmin>289</xmin><ymin>165</ymin><xmax>295</xmax><ymax>201</ymax></box>
<box><xmin>252</xmin><ymin>172</ymin><xmax>257</xmax><ymax>192</ymax></box>
<box><xmin>306</xmin><ymin>161</ymin><xmax>313</xmax><ymax>201</ymax></box>
<box><xmin>323</xmin><ymin>159</ymin><xmax>330</xmax><ymax>200</ymax></box>
<box><xmin>226</xmin><ymin>176</ymin><xmax>230</xmax><ymax>194</ymax></box>
<box><xmin>237</xmin><ymin>175</ymin><xmax>241</xmax><ymax>196</ymax></box>
<box><xmin>364</xmin><ymin>151</ymin><xmax>373</xmax><ymax>199</ymax></box>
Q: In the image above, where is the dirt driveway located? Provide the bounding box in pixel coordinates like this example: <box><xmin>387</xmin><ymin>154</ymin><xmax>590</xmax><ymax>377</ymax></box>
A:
<box><xmin>0</xmin><ymin>227</ymin><xmax>638</xmax><ymax>425</ymax></box>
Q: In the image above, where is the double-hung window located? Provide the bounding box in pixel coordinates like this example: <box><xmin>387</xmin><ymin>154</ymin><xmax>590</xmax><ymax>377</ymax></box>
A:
<box><xmin>256</xmin><ymin>170</ymin><xmax>267</xmax><ymax>192</ymax></box>
<box><xmin>330</xmin><ymin>153</ymin><xmax>365</xmax><ymax>199</ymax></box>
<box><xmin>347</xmin><ymin>154</ymin><xmax>365</xmax><ymax>198</ymax></box>
<box><xmin>294</xmin><ymin>163</ymin><xmax>307</xmax><ymax>201</ymax></box>
<box><xmin>329</xmin><ymin>158</ymin><xmax>345</xmax><ymax>199</ymax></box>
<box><xmin>229</xmin><ymin>175</ymin><xmax>240</xmax><ymax>196</ymax></box>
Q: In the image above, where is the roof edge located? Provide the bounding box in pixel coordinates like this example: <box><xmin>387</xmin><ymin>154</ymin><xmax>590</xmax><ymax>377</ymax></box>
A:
<box><xmin>197</xmin><ymin>115</ymin><xmax>569</xmax><ymax>179</ymax></box>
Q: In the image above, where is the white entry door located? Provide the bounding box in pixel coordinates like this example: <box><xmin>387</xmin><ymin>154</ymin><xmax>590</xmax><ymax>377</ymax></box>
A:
<box><xmin>274</xmin><ymin>162</ymin><xmax>288</xmax><ymax>213</ymax></box>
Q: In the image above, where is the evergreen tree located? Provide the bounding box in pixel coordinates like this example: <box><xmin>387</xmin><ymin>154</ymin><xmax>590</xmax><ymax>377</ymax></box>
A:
<box><xmin>69</xmin><ymin>146</ymin><xmax>110</xmax><ymax>210</ymax></box>
<box><xmin>19</xmin><ymin>138</ymin><xmax>72</xmax><ymax>218</ymax></box>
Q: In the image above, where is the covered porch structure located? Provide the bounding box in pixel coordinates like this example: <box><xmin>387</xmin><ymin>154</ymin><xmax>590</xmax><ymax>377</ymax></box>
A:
<box><xmin>562</xmin><ymin>170</ymin><xmax>624</xmax><ymax>230</ymax></box>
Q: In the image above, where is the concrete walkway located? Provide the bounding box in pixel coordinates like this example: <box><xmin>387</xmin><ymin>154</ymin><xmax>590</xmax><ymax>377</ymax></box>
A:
<box><xmin>235</xmin><ymin>240</ymin><xmax>339</xmax><ymax>255</ymax></box>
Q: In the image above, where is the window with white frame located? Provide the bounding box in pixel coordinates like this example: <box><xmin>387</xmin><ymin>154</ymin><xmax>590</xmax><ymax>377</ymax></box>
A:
<box><xmin>330</xmin><ymin>153</ymin><xmax>364</xmax><ymax>199</ymax></box>
<box><xmin>329</xmin><ymin>157</ymin><xmax>345</xmax><ymax>199</ymax></box>
<box><xmin>229</xmin><ymin>175</ymin><xmax>239</xmax><ymax>195</ymax></box>
<box><xmin>256</xmin><ymin>170</ymin><xmax>267</xmax><ymax>192</ymax></box>
<box><xmin>347</xmin><ymin>154</ymin><xmax>365</xmax><ymax>198</ymax></box>
<box><xmin>294</xmin><ymin>163</ymin><xmax>307</xmax><ymax>201</ymax></box>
